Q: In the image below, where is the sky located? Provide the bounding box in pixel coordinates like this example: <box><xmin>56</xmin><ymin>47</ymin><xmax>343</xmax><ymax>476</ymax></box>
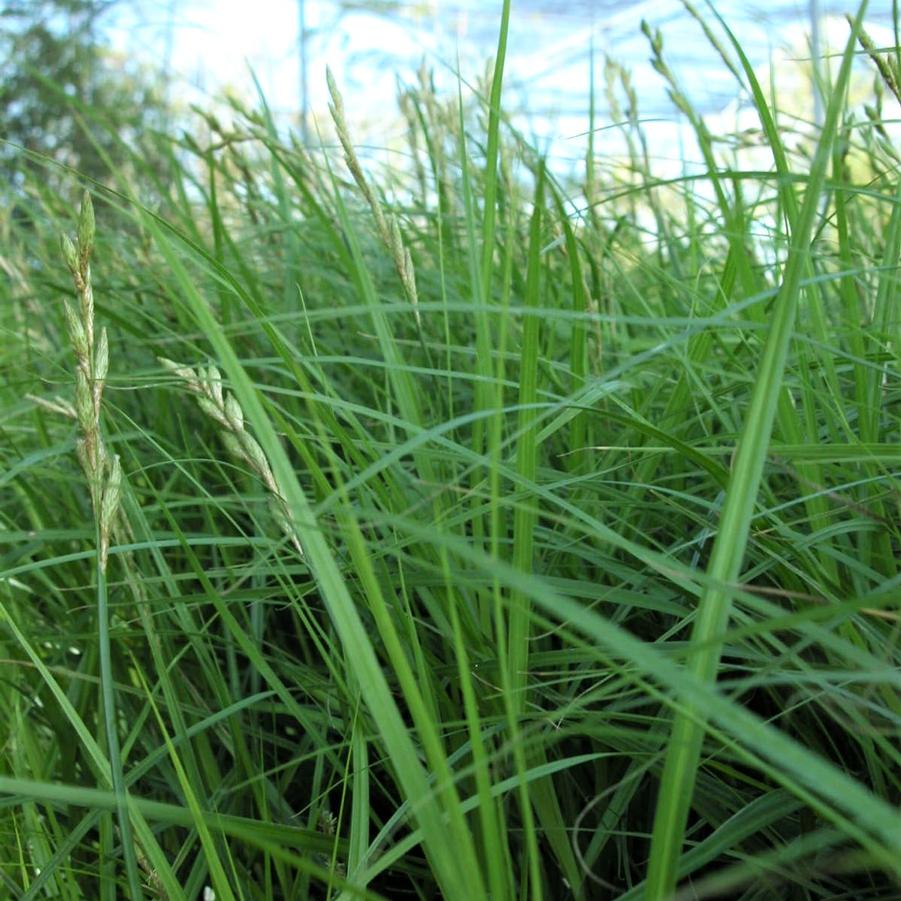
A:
<box><xmin>104</xmin><ymin>1</ymin><xmax>899</xmax><ymax>175</ymax></box>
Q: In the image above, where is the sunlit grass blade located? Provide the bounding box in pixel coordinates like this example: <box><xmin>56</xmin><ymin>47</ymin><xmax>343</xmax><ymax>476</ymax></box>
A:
<box><xmin>646</xmin><ymin>5</ymin><xmax>871</xmax><ymax>896</ymax></box>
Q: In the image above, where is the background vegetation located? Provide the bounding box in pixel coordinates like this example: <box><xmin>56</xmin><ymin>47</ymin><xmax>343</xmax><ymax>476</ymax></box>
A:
<box><xmin>1</xmin><ymin>1</ymin><xmax>899</xmax><ymax>898</ymax></box>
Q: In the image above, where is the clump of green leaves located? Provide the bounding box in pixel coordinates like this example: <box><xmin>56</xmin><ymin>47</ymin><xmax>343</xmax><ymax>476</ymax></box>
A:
<box><xmin>2</xmin><ymin>4</ymin><xmax>900</xmax><ymax>899</ymax></box>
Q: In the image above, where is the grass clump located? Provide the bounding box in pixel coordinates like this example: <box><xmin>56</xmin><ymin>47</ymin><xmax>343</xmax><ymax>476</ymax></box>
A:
<box><xmin>1</xmin><ymin>3</ymin><xmax>900</xmax><ymax>899</ymax></box>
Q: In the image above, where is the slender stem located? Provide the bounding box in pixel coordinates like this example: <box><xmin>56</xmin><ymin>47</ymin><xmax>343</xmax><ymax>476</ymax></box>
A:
<box><xmin>96</xmin><ymin>529</ymin><xmax>143</xmax><ymax>899</ymax></box>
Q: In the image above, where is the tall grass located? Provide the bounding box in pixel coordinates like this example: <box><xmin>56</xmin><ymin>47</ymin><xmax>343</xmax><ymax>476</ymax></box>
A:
<box><xmin>2</xmin><ymin>4</ymin><xmax>900</xmax><ymax>899</ymax></box>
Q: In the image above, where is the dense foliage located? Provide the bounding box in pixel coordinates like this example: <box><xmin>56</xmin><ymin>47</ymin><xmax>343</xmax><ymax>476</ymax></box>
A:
<box><xmin>1</xmin><ymin>4</ymin><xmax>899</xmax><ymax>899</ymax></box>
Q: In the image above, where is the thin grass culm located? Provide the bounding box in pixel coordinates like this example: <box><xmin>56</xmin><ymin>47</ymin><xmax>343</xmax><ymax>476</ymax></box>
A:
<box><xmin>59</xmin><ymin>193</ymin><xmax>143</xmax><ymax>898</ymax></box>
<box><xmin>326</xmin><ymin>68</ymin><xmax>421</xmax><ymax>327</ymax></box>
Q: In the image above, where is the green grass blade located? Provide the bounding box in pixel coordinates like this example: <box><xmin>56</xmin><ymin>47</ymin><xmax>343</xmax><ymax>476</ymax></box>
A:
<box><xmin>645</xmin><ymin>6</ymin><xmax>871</xmax><ymax>896</ymax></box>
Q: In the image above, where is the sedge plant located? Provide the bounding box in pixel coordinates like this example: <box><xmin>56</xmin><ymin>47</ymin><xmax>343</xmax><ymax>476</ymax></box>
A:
<box><xmin>1</xmin><ymin>3</ymin><xmax>899</xmax><ymax>899</ymax></box>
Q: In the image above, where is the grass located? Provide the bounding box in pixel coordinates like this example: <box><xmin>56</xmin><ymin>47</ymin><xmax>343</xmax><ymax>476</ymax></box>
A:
<box><xmin>1</xmin><ymin>4</ymin><xmax>900</xmax><ymax>899</ymax></box>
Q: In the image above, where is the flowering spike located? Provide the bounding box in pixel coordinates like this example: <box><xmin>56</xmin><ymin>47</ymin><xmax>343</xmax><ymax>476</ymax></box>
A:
<box><xmin>77</xmin><ymin>191</ymin><xmax>95</xmax><ymax>261</ymax></box>
<box><xmin>224</xmin><ymin>393</ymin><xmax>244</xmax><ymax>431</ymax></box>
<box><xmin>95</xmin><ymin>328</ymin><xmax>109</xmax><ymax>384</ymax></box>
<box><xmin>60</xmin><ymin>233</ymin><xmax>78</xmax><ymax>272</ymax></box>
<box><xmin>63</xmin><ymin>301</ymin><xmax>88</xmax><ymax>359</ymax></box>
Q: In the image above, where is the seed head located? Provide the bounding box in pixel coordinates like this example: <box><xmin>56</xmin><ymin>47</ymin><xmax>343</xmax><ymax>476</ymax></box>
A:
<box><xmin>60</xmin><ymin>233</ymin><xmax>78</xmax><ymax>273</ymax></box>
<box><xmin>63</xmin><ymin>300</ymin><xmax>88</xmax><ymax>360</ymax></box>
<box><xmin>206</xmin><ymin>364</ymin><xmax>224</xmax><ymax>406</ymax></box>
<box><xmin>224</xmin><ymin>393</ymin><xmax>244</xmax><ymax>431</ymax></box>
<box><xmin>77</xmin><ymin>191</ymin><xmax>95</xmax><ymax>264</ymax></box>
<box><xmin>95</xmin><ymin>327</ymin><xmax>109</xmax><ymax>384</ymax></box>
